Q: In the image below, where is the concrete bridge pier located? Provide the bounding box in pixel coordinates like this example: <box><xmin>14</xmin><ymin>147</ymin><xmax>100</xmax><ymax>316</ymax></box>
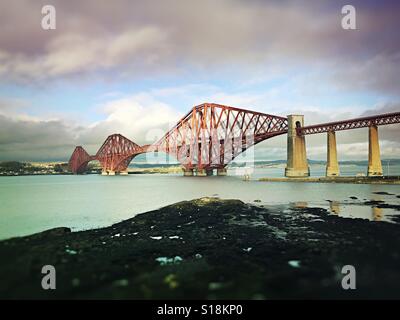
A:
<box><xmin>101</xmin><ymin>170</ymin><xmax>116</xmax><ymax>175</ymax></box>
<box><xmin>326</xmin><ymin>131</ymin><xmax>340</xmax><ymax>177</ymax></box>
<box><xmin>217</xmin><ymin>168</ymin><xmax>227</xmax><ymax>176</ymax></box>
<box><xmin>367</xmin><ymin>125</ymin><xmax>383</xmax><ymax>176</ymax></box>
<box><xmin>285</xmin><ymin>115</ymin><xmax>310</xmax><ymax>177</ymax></box>
<box><xmin>196</xmin><ymin>169</ymin><xmax>214</xmax><ymax>176</ymax></box>
<box><xmin>183</xmin><ymin>169</ymin><xmax>194</xmax><ymax>176</ymax></box>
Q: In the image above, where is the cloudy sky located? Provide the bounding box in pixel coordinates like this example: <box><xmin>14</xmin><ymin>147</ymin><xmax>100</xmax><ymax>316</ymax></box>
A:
<box><xmin>0</xmin><ymin>0</ymin><xmax>399</xmax><ymax>162</ymax></box>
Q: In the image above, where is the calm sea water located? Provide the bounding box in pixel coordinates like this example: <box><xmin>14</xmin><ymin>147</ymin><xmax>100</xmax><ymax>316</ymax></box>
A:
<box><xmin>0</xmin><ymin>165</ymin><xmax>399</xmax><ymax>240</ymax></box>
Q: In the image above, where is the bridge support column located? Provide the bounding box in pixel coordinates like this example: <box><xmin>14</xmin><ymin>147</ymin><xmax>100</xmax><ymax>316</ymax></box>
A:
<box><xmin>183</xmin><ymin>169</ymin><xmax>194</xmax><ymax>176</ymax></box>
<box><xmin>326</xmin><ymin>131</ymin><xmax>340</xmax><ymax>177</ymax></box>
<box><xmin>285</xmin><ymin>115</ymin><xmax>310</xmax><ymax>177</ymax></box>
<box><xmin>367</xmin><ymin>125</ymin><xmax>383</xmax><ymax>176</ymax></box>
<box><xmin>101</xmin><ymin>170</ymin><xmax>108</xmax><ymax>176</ymax></box>
<box><xmin>108</xmin><ymin>170</ymin><xmax>116</xmax><ymax>176</ymax></box>
<box><xmin>217</xmin><ymin>168</ymin><xmax>227</xmax><ymax>176</ymax></box>
<box><xmin>196</xmin><ymin>169</ymin><xmax>213</xmax><ymax>176</ymax></box>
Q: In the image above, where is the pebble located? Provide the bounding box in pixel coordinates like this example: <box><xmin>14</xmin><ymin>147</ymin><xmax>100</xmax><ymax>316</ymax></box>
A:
<box><xmin>288</xmin><ymin>260</ymin><xmax>301</xmax><ymax>268</ymax></box>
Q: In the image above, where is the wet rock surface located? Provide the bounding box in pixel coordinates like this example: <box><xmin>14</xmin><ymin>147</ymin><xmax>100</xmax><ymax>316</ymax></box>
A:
<box><xmin>373</xmin><ymin>192</ymin><xmax>395</xmax><ymax>195</ymax></box>
<box><xmin>1</xmin><ymin>197</ymin><xmax>400</xmax><ymax>299</ymax></box>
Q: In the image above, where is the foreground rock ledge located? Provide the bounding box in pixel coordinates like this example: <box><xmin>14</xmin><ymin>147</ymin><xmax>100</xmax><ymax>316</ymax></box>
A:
<box><xmin>1</xmin><ymin>197</ymin><xmax>400</xmax><ymax>299</ymax></box>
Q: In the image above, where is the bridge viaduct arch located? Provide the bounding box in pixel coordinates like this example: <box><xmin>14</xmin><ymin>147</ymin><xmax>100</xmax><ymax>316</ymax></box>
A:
<box><xmin>287</xmin><ymin>111</ymin><xmax>400</xmax><ymax>177</ymax></box>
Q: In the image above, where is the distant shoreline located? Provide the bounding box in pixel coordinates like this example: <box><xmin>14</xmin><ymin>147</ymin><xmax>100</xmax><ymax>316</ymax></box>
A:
<box><xmin>1</xmin><ymin>160</ymin><xmax>400</xmax><ymax>178</ymax></box>
<box><xmin>259</xmin><ymin>176</ymin><xmax>400</xmax><ymax>184</ymax></box>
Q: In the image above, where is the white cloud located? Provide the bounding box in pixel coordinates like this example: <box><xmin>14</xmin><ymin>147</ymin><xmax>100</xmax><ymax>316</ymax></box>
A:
<box><xmin>82</xmin><ymin>93</ymin><xmax>181</xmax><ymax>146</ymax></box>
<box><xmin>1</xmin><ymin>26</ymin><xmax>169</xmax><ymax>82</ymax></box>
<box><xmin>0</xmin><ymin>92</ymin><xmax>182</xmax><ymax>160</ymax></box>
<box><xmin>0</xmin><ymin>0</ymin><xmax>399</xmax><ymax>95</ymax></box>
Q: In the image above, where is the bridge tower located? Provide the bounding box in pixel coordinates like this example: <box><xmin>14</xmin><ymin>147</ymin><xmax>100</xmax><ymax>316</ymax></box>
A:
<box><xmin>326</xmin><ymin>131</ymin><xmax>340</xmax><ymax>176</ymax></box>
<box><xmin>285</xmin><ymin>115</ymin><xmax>310</xmax><ymax>177</ymax></box>
<box><xmin>367</xmin><ymin>125</ymin><xmax>383</xmax><ymax>176</ymax></box>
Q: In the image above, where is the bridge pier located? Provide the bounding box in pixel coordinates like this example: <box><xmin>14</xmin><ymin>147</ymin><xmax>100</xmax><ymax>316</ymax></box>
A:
<box><xmin>367</xmin><ymin>125</ymin><xmax>383</xmax><ymax>176</ymax></box>
<box><xmin>183</xmin><ymin>169</ymin><xmax>194</xmax><ymax>176</ymax></box>
<box><xmin>217</xmin><ymin>168</ymin><xmax>227</xmax><ymax>176</ymax></box>
<box><xmin>196</xmin><ymin>169</ymin><xmax>213</xmax><ymax>176</ymax></box>
<box><xmin>326</xmin><ymin>131</ymin><xmax>340</xmax><ymax>177</ymax></box>
<box><xmin>285</xmin><ymin>115</ymin><xmax>310</xmax><ymax>177</ymax></box>
<box><xmin>197</xmin><ymin>169</ymin><xmax>207</xmax><ymax>177</ymax></box>
<box><xmin>101</xmin><ymin>170</ymin><xmax>118</xmax><ymax>176</ymax></box>
<box><xmin>120</xmin><ymin>170</ymin><xmax>129</xmax><ymax>175</ymax></box>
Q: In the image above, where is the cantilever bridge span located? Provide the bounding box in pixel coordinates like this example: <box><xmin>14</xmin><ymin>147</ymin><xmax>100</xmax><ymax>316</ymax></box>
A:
<box><xmin>68</xmin><ymin>103</ymin><xmax>400</xmax><ymax>177</ymax></box>
<box><xmin>69</xmin><ymin>103</ymin><xmax>289</xmax><ymax>175</ymax></box>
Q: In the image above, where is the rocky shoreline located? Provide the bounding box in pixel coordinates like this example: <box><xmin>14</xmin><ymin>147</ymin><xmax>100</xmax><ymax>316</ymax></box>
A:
<box><xmin>1</xmin><ymin>197</ymin><xmax>400</xmax><ymax>299</ymax></box>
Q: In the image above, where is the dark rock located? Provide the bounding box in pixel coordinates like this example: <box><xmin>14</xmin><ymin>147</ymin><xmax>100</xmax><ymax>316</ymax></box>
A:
<box><xmin>376</xmin><ymin>204</ymin><xmax>400</xmax><ymax>210</ymax></box>
<box><xmin>373</xmin><ymin>192</ymin><xmax>395</xmax><ymax>195</ymax></box>
<box><xmin>29</xmin><ymin>227</ymin><xmax>71</xmax><ymax>240</ymax></box>
<box><xmin>364</xmin><ymin>200</ymin><xmax>385</xmax><ymax>205</ymax></box>
<box><xmin>1</xmin><ymin>197</ymin><xmax>400</xmax><ymax>299</ymax></box>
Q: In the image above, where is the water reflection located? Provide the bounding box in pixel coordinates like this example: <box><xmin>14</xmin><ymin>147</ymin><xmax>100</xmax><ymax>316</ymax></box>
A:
<box><xmin>288</xmin><ymin>199</ymin><xmax>395</xmax><ymax>223</ymax></box>
<box><xmin>372</xmin><ymin>207</ymin><xmax>383</xmax><ymax>221</ymax></box>
<box><xmin>372</xmin><ymin>195</ymin><xmax>383</xmax><ymax>202</ymax></box>
<box><xmin>330</xmin><ymin>201</ymin><xmax>340</xmax><ymax>214</ymax></box>
<box><xmin>292</xmin><ymin>202</ymin><xmax>308</xmax><ymax>208</ymax></box>
<box><xmin>325</xmin><ymin>200</ymin><xmax>398</xmax><ymax>223</ymax></box>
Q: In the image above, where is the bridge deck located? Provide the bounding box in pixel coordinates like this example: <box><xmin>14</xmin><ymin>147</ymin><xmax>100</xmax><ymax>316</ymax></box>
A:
<box><xmin>298</xmin><ymin>112</ymin><xmax>400</xmax><ymax>135</ymax></box>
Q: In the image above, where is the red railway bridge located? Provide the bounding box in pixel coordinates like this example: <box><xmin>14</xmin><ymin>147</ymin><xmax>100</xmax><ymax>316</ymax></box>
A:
<box><xmin>68</xmin><ymin>103</ymin><xmax>400</xmax><ymax>177</ymax></box>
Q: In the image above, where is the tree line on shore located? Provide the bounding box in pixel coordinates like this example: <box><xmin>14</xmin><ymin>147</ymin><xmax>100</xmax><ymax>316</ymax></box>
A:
<box><xmin>0</xmin><ymin>161</ymin><xmax>69</xmax><ymax>174</ymax></box>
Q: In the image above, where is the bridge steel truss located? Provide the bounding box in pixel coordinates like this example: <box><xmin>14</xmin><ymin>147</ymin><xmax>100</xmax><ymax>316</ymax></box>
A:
<box><xmin>68</xmin><ymin>146</ymin><xmax>96</xmax><ymax>174</ymax></box>
<box><xmin>153</xmin><ymin>103</ymin><xmax>289</xmax><ymax>170</ymax></box>
<box><xmin>68</xmin><ymin>103</ymin><xmax>288</xmax><ymax>173</ymax></box>
<box><xmin>95</xmin><ymin>134</ymin><xmax>147</xmax><ymax>173</ymax></box>
<box><xmin>297</xmin><ymin>112</ymin><xmax>400</xmax><ymax>136</ymax></box>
